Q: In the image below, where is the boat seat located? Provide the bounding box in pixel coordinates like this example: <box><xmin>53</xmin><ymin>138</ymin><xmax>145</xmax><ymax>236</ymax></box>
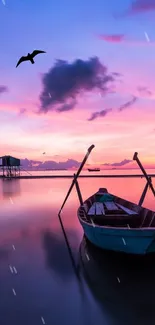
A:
<box><xmin>88</xmin><ymin>202</ymin><xmax>105</xmax><ymax>216</ymax></box>
<box><xmin>87</xmin><ymin>201</ymin><xmax>140</xmax><ymax>226</ymax></box>
<box><xmin>116</xmin><ymin>203</ymin><xmax>138</xmax><ymax>215</ymax></box>
<box><xmin>88</xmin><ymin>199</ymin><xmax>130</xmax><ymax>215</ymax></box>
<box><xmin>88</xmin><ymin>203</ymin><xmax>96</xmax><ymax>215</ymax></box>
<box><xmin>104</xmin><ymin>201</ymin><xmax>119</xmax><ymax>210</ymax></box>
<box><xmin>88</xmin><ymin>202</ymin><xmax>128</xmax><ymax>217</ymax></box>
<box><xmin>95</xmin><ymin>202</ymin><xmax>105</xmax><ymax>215</ymax></box>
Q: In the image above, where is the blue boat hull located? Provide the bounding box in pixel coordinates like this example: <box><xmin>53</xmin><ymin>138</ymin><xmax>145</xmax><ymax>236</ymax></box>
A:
<box><xmin>79</xmin><ymin>219</ymin><xmax>155</xmax><ymax>255</ymax></box>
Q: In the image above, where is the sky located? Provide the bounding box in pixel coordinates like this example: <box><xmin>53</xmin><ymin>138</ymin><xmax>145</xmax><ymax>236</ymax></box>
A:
<box><xmin>0</xmin><ymin>0</ymin><xmax>155</xmax><ymax>168</ymax></box>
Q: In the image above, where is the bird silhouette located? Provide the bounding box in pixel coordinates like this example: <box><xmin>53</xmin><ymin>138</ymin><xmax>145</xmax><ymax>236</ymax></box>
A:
<box><xmin>16</xmin><ymin>50</ymin><xmax>46</xmax><ymax>67</ymax></box>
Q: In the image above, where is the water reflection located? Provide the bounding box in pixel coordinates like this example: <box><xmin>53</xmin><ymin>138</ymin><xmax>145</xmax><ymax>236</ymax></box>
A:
<box><xmin>42</xmin><ymin>229</ymin><xmax>78</xmax><ymax>281</ymax></box>
<box><xmin>20</xmin><ymin>227</ymin><xmax>31</xmax><ymax>239</ymax></box>
<box><xmin>0</xmin><ymin>176</ymin><xmax>154</xmax><ymax>325</ymax></box>
<box><xmin>79</xmin><ymin>236</ymin><xmax>155</xmax><ymax>325</ymax></box>
<box><xmin>1</xmin><ymin>179</ymin><xmax>21</xmax><ymax>198</ymax></box>
<box><xmin>0</xmin><ymin>247</ymin><xmax>10</xmax><ymax>261</ymax></box>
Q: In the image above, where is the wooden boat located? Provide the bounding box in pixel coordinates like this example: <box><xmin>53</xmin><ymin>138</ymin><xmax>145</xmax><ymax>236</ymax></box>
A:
<box><xmin>88</xmin><ymin>168</ymin><xmax>100</xmax><ymax>172</ymax></box>
<box><xmin>59</xmin><ymin>146</ymin><xmax>155</xmax><ymax>256</ymax></box>
<box><xmin>77</xmin><ymin>187</ymin><xmax>155</xmax><ymax>255</ymax></box>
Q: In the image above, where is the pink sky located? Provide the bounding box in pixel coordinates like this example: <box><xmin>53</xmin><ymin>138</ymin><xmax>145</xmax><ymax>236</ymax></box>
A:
<box><xmin>1</xmin><ymin>0</ymin><xmax>155</xmax><ymax>168</ymax></box>
<box><xmin>0</xmin><ymin>94</ymin><xmax>155</xmax><ymax>168</ymax></box>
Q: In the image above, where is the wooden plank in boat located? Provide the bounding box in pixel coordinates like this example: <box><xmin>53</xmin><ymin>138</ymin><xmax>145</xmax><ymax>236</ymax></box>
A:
<box><xmin>88</xmin><ymin>203</ymin><xmax>96</xmax><ymax>215</ymax></box>
<box><xmin>95</xmin><ymin>202</ymin><xmax>105</xmax><ymax>215</ymax></box>
<box><xmin>88</xmin><ymin>202</ymin><xmax>105</xmax><ymax>215</ymax></box>
<box><xmin>104</xmin><ymin>201</ymin><xmax>119</xmax><ymax>211</ymax></box>
<box><xmin>116</xmin><ymin>203</ymin><xmax>138</xmax><ymax>215</ymax></box>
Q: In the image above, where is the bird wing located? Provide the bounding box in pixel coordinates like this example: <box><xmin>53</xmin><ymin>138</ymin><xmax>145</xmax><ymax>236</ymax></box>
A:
<box><xmin>31</xmin><ymin>50</ymin><xmax>46</xmax><ymax>58</ymax></box>
<box><xmin>16</xmin><ymin>56</ymin><xmax>28</xmax><ymax>67</ymax></box>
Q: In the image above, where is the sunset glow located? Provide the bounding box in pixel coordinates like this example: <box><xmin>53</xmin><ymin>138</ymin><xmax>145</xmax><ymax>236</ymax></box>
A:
<box><xmin>0</xmin><ymin>0</ymin><xmax>155</xmax><ymax>168</ymax></box>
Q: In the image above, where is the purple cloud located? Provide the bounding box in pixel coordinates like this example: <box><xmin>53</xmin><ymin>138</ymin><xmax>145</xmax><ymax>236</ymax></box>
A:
<box><xmin>124</xmin><ymin>0</ymin><xmax>155</xmax><ymax>16</ymax></box>
<box><xmin>21</xmin><ymin>158</ymin><xmax>80</xmax><ymax>170</ymax></box>
<box><xmin>118</xmin><ymin>96</ymin><xmax>137</xmax><ymax>112</ymax></box>
<box><xmin>112</xmin><ymin>72</ymin><xmax>123</xmax><ymax>77</ymax></box>
<box><xmin>103</xmin><ymin>159</ymin><xmax>132</xmax><ymax>167</ymax></box>
<box><xmin>57</xmin><ymin>100</ymin><xmax>77</xmax><ymax>112</ymax></box>
<box><xmin>129</xmin><ymin>0</ymin><xmax>155</xmax><ymax>14</ymax></box>
<box><xmin>137</xmin><ymin>86</ymin><xmax>152</xmax><ymax>96</ymax></box>
<box><xmin>88</xmin><ymin>96</ymin><xmax>137</xmax><ymax>121</ymax></box>
<box><xmin>88</xmin><ymin>108</ymin><xmax>112</xmax><ymax>121</ymax></box>
<box><xmin>39</xmin><ymin>57</ymin><xmax>116</xmax><ymax>113</ymax></box>
<box><xmin>0</xmin><ymin>85</ymin><xmax>8</xmax><ymax>94</ymax></box>
<box><xmin>19</xmin><ymin>108</ymin><xmax>27</xmax><ymax>115</ymax></box>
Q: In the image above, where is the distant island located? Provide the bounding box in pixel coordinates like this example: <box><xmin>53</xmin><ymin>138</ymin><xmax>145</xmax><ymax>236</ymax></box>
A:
<box><xmin>1</xmin><ymin>157</ymin><xmax>153</xmax><ymax>172</ymax></box>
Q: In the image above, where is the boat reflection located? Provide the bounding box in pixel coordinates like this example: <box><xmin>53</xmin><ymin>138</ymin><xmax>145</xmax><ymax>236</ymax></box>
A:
<box><xmin>79</xmin><ymin>236</ymin><xmax>155</xmax><ymax>325</ymax></box>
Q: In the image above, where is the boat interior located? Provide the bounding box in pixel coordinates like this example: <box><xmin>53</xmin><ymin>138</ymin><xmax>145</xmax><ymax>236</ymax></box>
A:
<box><xmin>78</xmin><ymin>188</ymin><xmax>155</xmax><ymax>229</ymax></box>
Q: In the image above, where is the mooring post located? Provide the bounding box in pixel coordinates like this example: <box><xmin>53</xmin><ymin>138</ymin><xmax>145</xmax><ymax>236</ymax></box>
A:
<box><xmin>58</xmin><ymin>144</ymin><xmax>95</xmax><ymax>215</ymax></box>
<box><xmin>139</xmin><ymin>176</ymin><xmax>151</xmax><ymax>206</ymax></box>
<box><xmin>133</xmin><ymin>152</ymin><xmax>155</xmax><ymax>197</ymax></box>
<box><xmin>74</xmin><ymin>174</ymin><xmax>83</xmax><ymax>205</ymax></box>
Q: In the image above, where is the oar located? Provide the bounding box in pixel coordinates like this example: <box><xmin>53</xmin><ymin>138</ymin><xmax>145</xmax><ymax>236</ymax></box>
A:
<box><xmin>133</xmin><ymin>152</ymin><xmax>155</xmax><ymax>197</ymax></box>
<box><xmin>58</xmin><ymin>144</ymin><xmax>95</xmax><ymax>215</ymax></box>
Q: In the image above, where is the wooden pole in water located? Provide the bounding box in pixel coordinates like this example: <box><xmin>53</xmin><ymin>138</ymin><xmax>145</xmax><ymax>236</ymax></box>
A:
<box><xmin>74</xmin><ymin>174</ymin><xmax>83</xmax><ymax>205</ymax></box>
<box><xmin>133</xmin><ymin>152</ymin><xmax>155</xmax><ymax>197</ymax></box>
<box><xmin>57</xmin><ymin>212</ymin><xmax>80</xmax><ymax>279</ymax></box>
<box><xmin>58</xmin><ymin>144</ymin><xmax>95</xmax><ymax>215</ymax></box>
<box><xmin>139</xmin><ymin>177</ymin><xmax>151</xmax><ymax>206</ymax></box>
<box><xmin>57</xmin><ymin>145</ymin><xmax>94</xmax><ymax>280</ymax></box>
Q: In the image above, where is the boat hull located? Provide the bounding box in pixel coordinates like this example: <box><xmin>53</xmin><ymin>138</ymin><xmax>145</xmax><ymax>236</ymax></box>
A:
<box><xmin>79</xmin><ymin>219</ymin><xmax>155</xmax><ymax>255</ymax></box>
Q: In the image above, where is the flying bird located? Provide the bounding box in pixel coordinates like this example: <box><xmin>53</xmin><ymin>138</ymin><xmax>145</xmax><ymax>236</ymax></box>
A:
<box><xmin>16</xmin><ymin>50</ymin><xmax>46</xmax><ymax>67</ymax></box>
<box><xmin>43</xmin><ymin>152</ymin><xmax>46</xmax><ymax>155</ymax></box>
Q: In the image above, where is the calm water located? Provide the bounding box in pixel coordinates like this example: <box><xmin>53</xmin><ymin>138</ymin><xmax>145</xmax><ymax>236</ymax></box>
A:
<box><xmin>0</xmin><ymin>174</ymin><xmax>155</xmax><ymax>325</ymax></box>
<box><xmin>5</xmin><ymin>168</ymin><xmax>155</xmax><ymax>177</ymax></box>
